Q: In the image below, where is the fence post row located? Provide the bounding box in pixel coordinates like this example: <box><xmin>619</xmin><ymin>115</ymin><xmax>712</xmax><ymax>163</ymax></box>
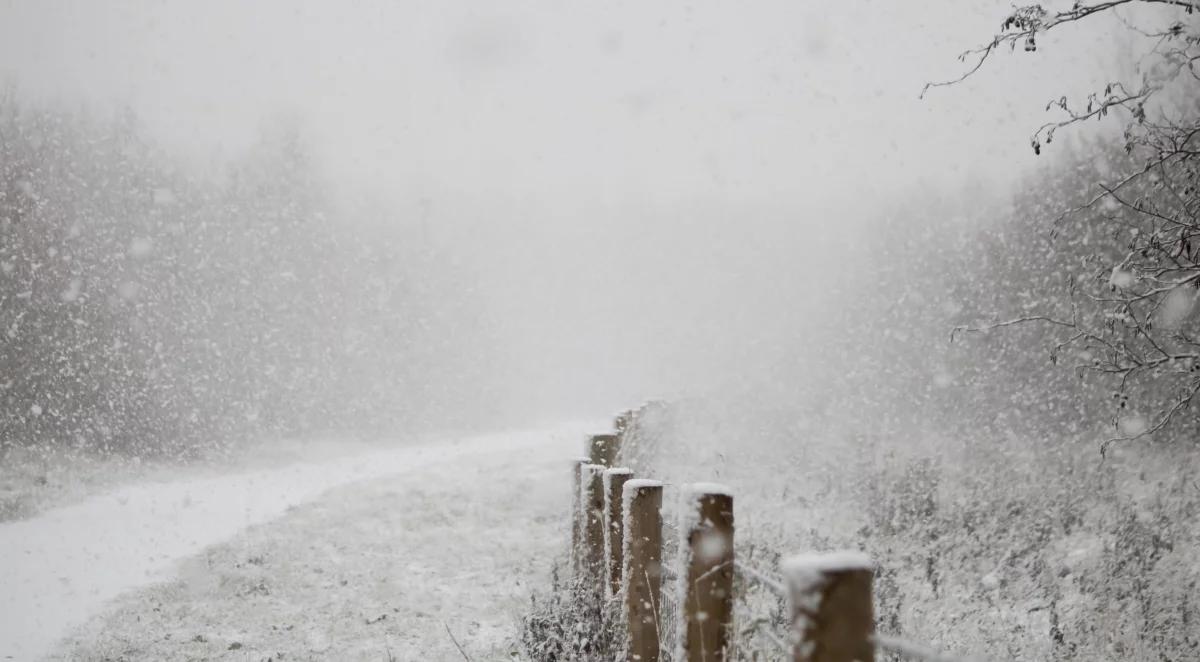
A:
<box><xmin>782</xmin><ymin>553</ymin><xmax>875</xmax><ymax>662</ymax></box>
<box><xmin>573</xmin><ymin>407</ymin><xmax>879</xmax><ymax>662</ymax></box>
<box><xmin>604</xmin><ymin>467</ymin><xmax>635</xmax><ymax>598</ymax></box>
<box><xmin>581</xmin><ymin>432</ymin><xmax>620</xmax><ymax>584</ymax></box>
<box><xmin>623</xmin><ymin>478</ymin><xmax>664</xmax><ymax>662</ymax></box>
<box><xmin>679</xmin><ymin>484</ymin><xmax>735</xmax><ymax>662</ymax></box>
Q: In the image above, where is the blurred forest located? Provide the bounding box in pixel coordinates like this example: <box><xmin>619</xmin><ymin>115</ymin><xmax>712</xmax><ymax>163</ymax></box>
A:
<box><xmin>623</xmin><ymin>139</ymin><xmax>1200</xmax><ymax>656</ymax></box>
<box><xmin>619</xmin><ymin>12</ymin><xmax>1200</xmax><ymax>655</ymax></box>
<box><xmin>4</xmin><ymin>1</ymin><xmax>1197</xmax><ymax>660</ymax></box>
<box><xmin>0</xmin><ymin>90</ymin><xmax>496</xmax><ymax>458</ymax></box>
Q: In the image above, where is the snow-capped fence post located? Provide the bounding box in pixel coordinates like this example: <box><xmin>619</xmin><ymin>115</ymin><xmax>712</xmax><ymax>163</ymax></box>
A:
<box><xmin>604</xmin><ymin>467</ymin><xmax>635</xmax><ymax>598</ymax></box>
<box><xmin>581</xmin><ymin>463</ymin><xmax>608</xmax><ymax>584</ymax></box>
<box><xmin>590</xmin><ymin>433</ymin><xmax>620</xmax><ymax>467</ymax></box>
<box><xmin>571</xmin><ymin>457</ymin><xmax>592</xmax><ymax>575</ymax></box>
<box><xmin>678</xmin><ymin>484</ymin><xmax>735</xmax><ymax>662</ymax></box>
<box><xmin>782</xmin><ymin>552</ymin><xmax>875</xmax><ymax>662</ymax></box>
<box><xmin>623</xmin><ymin>479</ymin><xmax>664</xmax><ymax>662</ymax></box>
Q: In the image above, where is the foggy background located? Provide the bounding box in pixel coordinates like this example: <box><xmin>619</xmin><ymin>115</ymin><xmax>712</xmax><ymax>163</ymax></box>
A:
<box><xmin>5</xmin><ymin>2</ymin><xmax>1200</xmax><ymax>660</ymax></box>
<box><xmin>0</xmin><ymin>0</ymin><xmax>1133</xmax><ymax>432</ymax></box>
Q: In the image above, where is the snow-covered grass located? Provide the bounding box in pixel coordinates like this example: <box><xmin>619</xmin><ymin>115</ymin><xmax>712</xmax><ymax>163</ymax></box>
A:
<box><xmin>0</xmin><ymin>436</ymin><xmax>394</xmax><ymax>523</ymax></box>
<box><xmin>521</xmin><ymin>567</ymin><xmax>623</xmax><ymax>662</ymax></box>
<box><xmin>0</xmin><ymin>446</ymin><xmax>174</xmax><ymax>522</ymax></box>
<box><xmin>620</xmin><ymin>400</ymin><xmax>1200</xmax><ymax>661</ymax></box>
<box><xmin>2</xmin><ymin>423</ymin><xmax>595</xmax><ymax>661</ymax></box>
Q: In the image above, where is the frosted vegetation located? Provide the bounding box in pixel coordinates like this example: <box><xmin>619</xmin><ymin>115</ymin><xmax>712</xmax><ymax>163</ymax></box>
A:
<box><xmin>1</xmin><ymin>1</ymin><xmax>1198</xmax><ymax>660</ymax></box>
<box><xmin>524</xmin><ymin>4</ymin><xmax>1200</xmax><ymax>660</ymax></box>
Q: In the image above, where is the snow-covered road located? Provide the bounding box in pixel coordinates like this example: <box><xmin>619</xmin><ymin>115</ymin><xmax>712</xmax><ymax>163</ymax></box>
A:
<box><xmin>0</xmin><ymin>423</ymin><xmax>591</xmax><ymax>661</ymax></box>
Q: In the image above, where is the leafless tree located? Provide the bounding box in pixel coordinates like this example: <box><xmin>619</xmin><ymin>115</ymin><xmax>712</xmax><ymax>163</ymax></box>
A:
<box><xmin>931</xmin><ymin>2</ymin><xmax>1200</xmax><ymax>452</ymax></box>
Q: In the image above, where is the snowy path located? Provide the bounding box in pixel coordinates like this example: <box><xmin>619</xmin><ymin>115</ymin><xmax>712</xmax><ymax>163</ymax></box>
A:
<box><xmin>0</xmin><ymin>423</ymin><xmax>591</xmax><ymax>661</ymax></box>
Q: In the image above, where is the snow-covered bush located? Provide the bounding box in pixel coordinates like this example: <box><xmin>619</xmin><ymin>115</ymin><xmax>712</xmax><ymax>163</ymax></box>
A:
<box><xmin>614</xmin><ymin>144</ymin><xmax>1200</xmax><ymax>656</ymax></box>
<box><xmin>618</xmin><ymin>392</ymin><xmax>1200</xmax><ymax>660</ymax></box>
<box><xmin>520</xmin><ymin>563</ymin><xmax>623</xmax><ymax>662</ymax></box>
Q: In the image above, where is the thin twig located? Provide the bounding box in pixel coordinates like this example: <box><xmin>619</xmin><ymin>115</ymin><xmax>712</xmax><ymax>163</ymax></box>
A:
<box><xmin>734</xmin><ymin>560</ymin><xmax>788</xmax><ymax>597</ymax></box>
<box><xmin>950</xmin><ymin>316</ymin><xmax>1075</xmax><ymax>343</ymax></box>
<box><xmin>691</xmin><ymin>560</ymin><xmax>732</xmax><ymax>584</ymax></box>
<box><xmin>443</xmin><ymin>621</ymin><xmax>473</xmax><ymax>662</ymax></box>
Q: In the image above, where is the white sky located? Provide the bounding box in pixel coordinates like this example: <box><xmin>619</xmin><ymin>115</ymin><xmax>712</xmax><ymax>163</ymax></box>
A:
<box><xmin>0</xmin><ymin>0</ymin><xmax>1153</xmax><ymax>412</ymax></box>
<box><xmin>0</xmin><ymin>0</ymin><xmax>1131</xmax><ymax>209</ymax></box>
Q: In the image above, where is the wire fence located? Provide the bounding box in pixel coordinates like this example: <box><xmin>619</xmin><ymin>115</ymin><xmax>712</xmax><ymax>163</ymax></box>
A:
<box><xmin>571</xmin><ymin>402</ymin><xmax>986</xmax><ymax>662</ymax></box>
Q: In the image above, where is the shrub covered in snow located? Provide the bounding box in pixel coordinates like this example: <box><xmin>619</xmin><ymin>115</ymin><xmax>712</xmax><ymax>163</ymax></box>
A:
<box><xmin>622</xmin><ymin>395</ymin><xmax>1200</xmax><ymax>661</ymax></box>
<box><xmin>520</xmin><ymin>563</ymin><xmax>623</xmax><ymax>662</ymax></box>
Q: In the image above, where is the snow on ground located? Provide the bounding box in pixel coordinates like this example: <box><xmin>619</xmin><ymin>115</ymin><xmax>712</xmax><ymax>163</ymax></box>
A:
<box><xmin>0</xmin><ymin>422</ymin><xmax>595</xmax><ymax>661</ymax></box>
<box><xmin>0</xmin><ymin>437</ymin><xmax>396</xmax><ymax>524</ymax></box>
<box><xmin>0</xmin><ymin>449</ymin><xmax>165</xmax><ymax>523</ymax></box>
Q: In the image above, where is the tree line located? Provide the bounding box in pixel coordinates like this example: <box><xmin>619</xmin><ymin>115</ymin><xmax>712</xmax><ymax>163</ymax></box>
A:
<box><xmin>0</xmin><ymin>92</ymin><xmax>494</xmax><ymax>457</ymax></box>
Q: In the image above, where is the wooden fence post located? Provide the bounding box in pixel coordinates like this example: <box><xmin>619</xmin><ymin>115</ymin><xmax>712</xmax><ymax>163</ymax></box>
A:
<box><xmin>590</xmin><ymin>433</ymin><xmax>620</xmax><ymax>467</ymax></box>
<box><xmin>571</xmin><ymin>457</ymin><xmax>591</xmax><ymax>575</ymax></box>
<box><xmin>782</xmin><ymin>553</ymin><xmax>875</xmax><ymax>662</ymax></box>
<box><xmin>603</xmin><ymin>467</ymin><xmax>634</xmax><ymax>598</ymax></box>
<box><xmin>678</xmin><ymin>484</ymin><xmax>735</xmax><ymax>662</ymax></box>
<box><xmin>623</xmin><ymin>479</ymin><xmax>664</xmax><ymax>662</ymax></box>
<box><xmin>581</xmin><ymin>463</ymin><xmax>608</xmax><ymax>585</ymax></box>
<box><xmin>615</xmin><ymin>410</ymin><xmax>633</xmax><ymax>436</ymax></box>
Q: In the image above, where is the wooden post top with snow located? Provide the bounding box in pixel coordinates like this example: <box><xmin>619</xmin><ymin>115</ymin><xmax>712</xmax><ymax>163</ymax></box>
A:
<box><xmin>622</xmin><ymin>479</ymin><xmax>664</xmax><ymax>662</ymax></box>
<box><xmin>783</xmin><ymin>552</ymin><xmax>875</xmax><ymax>662</ymax></box>
<box><xmin>678</xmin><ymin>483</ymin><xmax>734</xmax><ymax>662</ymax></box>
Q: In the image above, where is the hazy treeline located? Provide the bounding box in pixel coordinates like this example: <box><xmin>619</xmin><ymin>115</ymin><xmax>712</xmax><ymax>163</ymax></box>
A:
<box><xmin>0</xmin><ymin>93</ymin><xmax>494</xmax><ymax>457</ymax></box>
<box><xmin>831</xmin><ymin>132</ymin><xmax>1200</xmax><ymax>450</ymax></box>
<box><xmin>623</xmin><ymin>135</ymin><xmax>1199</xmax><ymax>660</ymax></box>
<box><xmin>839</xmin><ymin>136</ymin><xmax>1198</xmax><ymax>660</ymax></box>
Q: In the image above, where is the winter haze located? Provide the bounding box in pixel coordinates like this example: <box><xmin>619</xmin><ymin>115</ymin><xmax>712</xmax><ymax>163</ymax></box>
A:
<box><xmin>2</xmin><ymin>1</ymin><xmax>1198</xmax><ymax>661</ymax></box>
<box><xmin>0</xmin><ymin>0</ymin><xmax>1126</xmax><ymax>418</ymax></box>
